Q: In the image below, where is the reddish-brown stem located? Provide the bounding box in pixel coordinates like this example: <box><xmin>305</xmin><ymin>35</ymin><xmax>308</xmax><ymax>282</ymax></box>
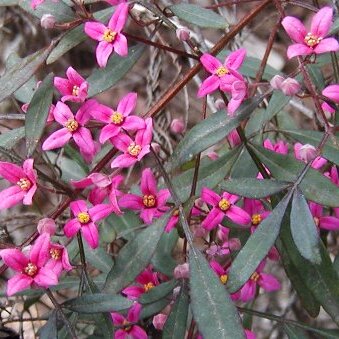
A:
<box><xmin>205</xmin><ymin>0</ymin><xmax>262</xmax><ymax>8</ymax></box>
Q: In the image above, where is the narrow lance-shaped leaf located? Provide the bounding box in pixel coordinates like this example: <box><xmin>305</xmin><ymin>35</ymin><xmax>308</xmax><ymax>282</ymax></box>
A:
<box><xmin>0</xmin><ymin>127</ymin><xmax>25</xmax><ymax>150</ymax></box>
<box><xmin>189</xmin><ymin>249</ymin><xmax>245</xmax><ymax>339</ymax></box>
<box><xmin>290</xmin><ymin>189</ymin><xmax>321</xmax><ymax>264</ymax></box>
<box><xmin>25</xmin><ymin>73</ymin><xmax>54</xmax><ymax>157</ymax></box>
<box><xmin>139</xmin><ymin>280</ymin><xmax>177</xmax><ymax>304</ymax></box>
<box><xmin>38</xmin><ymin>310</ymin><xmax>57</xmax><ymax>339</ymax></box>
<box><xmin>227</xmin><ymin>193</ymin><xmax>291</xmax><ymax>293</ymax></box>
<box><xmin>104</xmin><ymin>212</ymin><xmax>170</xmax><ymax>293</ymax></box>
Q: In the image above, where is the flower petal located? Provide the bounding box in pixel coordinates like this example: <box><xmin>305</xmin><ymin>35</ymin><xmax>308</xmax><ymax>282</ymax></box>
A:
<box><xmin>141</xmin><ymin>168</ymin><xmax>157</xmax><ymax>195</ymax></box>
<box><xmin>119</xmin><ymin>194</ymin><xmax>143</xmax><ymax>210</ymax></box>
<box><xmin>53</xmin><ymin>101</ymin><xmax>74</xmax><ymax>125</ymax></box>
<box><xmin>99</xmin><ymin>124</ymin><xmax>120</xmax><ymax>144</ymax></box>
<box><xmin>70</xmin><ymin>200</ymin><xmax>88</xmax><ymax>215</ymax></box>
<box><xmin>0</xmin><ymin>249</ymin><xmax>28</xmax><ymax>271</ymax></box>
<box><xmin>84</xmin><ymin>21</ymin><xmax>106</xmax><ymax>41</ymax></box>
<box><xmin>96</xmin><ymin>41</ymin><xmax>114</xmax><ymax>68</ymax></box>
<box><xmin>42</xmin><ymin>128</ymin><xmax>72</xmax><ymax>150</ymax></box>
<box><xmin>7</xmin><ymin>274</ymin><xmax>32</xmax><ymax>296</ymax></box>
<box><xmin>64</xmin><ymin>219</ymin><xmax>81</xmax><ymax>238</ymax></box>
<box><xmin>34</xmin><ymin>267</ymin><xmax>58</xmax><ymax>288</ymax></box>
<box><xmin>259</xmin><ymin>273</ymin><xmax>281</xmax><ymax>292</ymax></box>
<box><xmin>197</xmin><ymin>75</ymin><xmax>220</xmax><ymax>97</ymax></box>
<box><xmin>54</xmin><ymin>77</ymin><xmax>71</xmax><ymax>96</ymax></box>
<box><xmin>201</xmin><ymin>187</ymin><xmax>220</xmax><ymax>206</ymax></box>
<box><xmin>29</xmin><ymin>233</ymin><xmax>50</xmax><ymax>267</ymax></box>
<box><xmin>202</xmin><ymin>207</ymin><xmax>224</xmax><ymax>230</ymax></box>
<box><xmin>108</xmin><ymin>3</ymin><xmax>129</xmax><ymax>32</ymax></box>
<box><xmin>73</xmin><ymin>127</ymin><xmax>96</xmax><ymax>156</ymax></box>
<box><xmin>225</xmin><ymin>48</ymin><xmax>246</xmax><ymax>70</ymax></box>
<box><xmin>319</xmin><ymin>216</ymin><xmax>339</xmax><ymax>231</ymax></box>
<box><xmin>226</xmin><ymin>205</ymin><xmax>251</xmax><ymax>226</ymax></box>
<box><xmin>66</xmin><ymin>66</ymin><xmax>86</xmax><ymax>86</ymax></box>
<box><xmin>111</xmin><ymin>154</ymin><xmax>137</xmax><ymax>168</ymax></box>
<box><xmin>81</xmin><ymin>222</ymin><xmax>99</xmax><ymax>249</ymax></box>
<box><xmin>117</xmin><ymin>92</ymin><xmax>137</xmax><ymax>116</ymax></box>
<box><xmin>286</xmin><ymin>43</ymin><xmax>312</xmax><ymax>59</ymax></box>
<box><xmin>89</xmin><ymin>203</ymin><xmax>113</xmax><ymax>222</ymax></box>
<box><xmin>281</xmin><ymin>16</ymin><xmax>307</xmax><ymax>43</ymax></box>
<box><xmin>311</xmin><ymin>6</ymin><xmax>333</xmax><ymax>37</ymax></box>
<box><xmin>76</xmin><ymin>99</ymin><xmax>99</xmax><ymax>125</ymax></box>
<box><xmin>0</xmin><ymin>162</ymin><xmax>25</xmax><ymax>183</ymax></box>
<box><xmin>113</xmin><ymin>33</ymin><xmax>128</xmax><ymax>57</ymax></box>
<box><xmin>314</xmin><ymin>38</ymin><xmax>339</xmax><ymax>54</ymax></box>
<box><xmin>0</xmin><ymin>186</ymin><xmax>25</xmax><ymax>209</ymax></box>
<box><xmin>200</xmin><ymin>54</ymin><xmax>222</xmax><ymax>73</ymax></box>
<box><xmin>123</xmin><ymin>115</ymin><xmax>145</xmax><ymax>131</ymax></box>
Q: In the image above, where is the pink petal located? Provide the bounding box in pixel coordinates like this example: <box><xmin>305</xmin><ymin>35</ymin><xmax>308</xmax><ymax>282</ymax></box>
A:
<box><xmin>108</xmin><ymin>189</ymin><xmax>123</xmax><ymax>215</ymax></box>
<box><xmin>319</xmin><ymin>216</ymin><xmax>339</xmax><ymax>231</ymax></box>
<box><xmin>73</xmin><ymin>127</ymin><xmax>96</xmax><ymax>156</ymax></box>
<box><xmin>137</xmin><ymin>145</ymin><xmax>150</xmax><ymax>161</ymax></box>
<box><xmin>0</xmin><ymin>186</ymin><xmax>25</xmax><ymax>209</ymax></box>
<box><xmin>136</xmin><ymin>118</ymin><xmax>153</xmax><ymax>146</ymax></box>
<box><xmin>141</xmin><ymin>168</ymin><xmax>157</xmax><ymax>195</ymax></box>
<box><xmin>111</xmin><ymin>313</ymin><xmax>125</xmax><ymax>325</ymax></box>
<box><xmin>96</xmin><ymin>41</ymin><xmax>114</xmax><ymax>68</ymax></box>
<box><xmin>53</xmin><ymin>101</ymin><xmax>74</xmax><ymax>125</ymax></box>
<box><xmin>23</xmin><ymin>159</ymin><xmax>36</xmax><ymax>183</ymax></box>
<box><xmin>129</xmin><ymin>326</ymin><xmax>147</xmax><ymax>339</ymax></box>
<box><xmin>0</xmin><ymin>249</ymin><xmax>28</xmax><ymax>271</ymax></box>
<box><xmin>309</xmin><ymin>201</ymin><xmax>322</xmax><ymax>218</ymax></box>
<box><xmin>90</xmin><ymin>103</ymin><xmax>113</xmax><ymax>122</ymax></box>
<box><xmin>240</xmin><ymin>280</ymin><xmax>256</xmax><ymax>302</ymax></box>
<box><xmin>70</xmin><ymin>200</ymin><xmax>88</xmax><ymax>215</ymax></box>
<box><xmin>30</xmin><ymin>233</ymin><xmax>50</xmax><ymax>267</ymax></box>
<box><xmin>54</xmin><ymin>77</ymin><xmax>71</xmax><ymax>96</ymax></box>
<box><xmin>200</xmin><ymin>54</ymin><xmax>222</xmax><ymax>74</ymax></box>
<box><xmin>7</xmin><ymin>274</ymin><xmax>32</xmax><ymax>296</ymax></box>
<box><xmin>81</xmin><ymin>222</ymin><xmax>99</xmax><ymax>249</ymax></box>
<box><xmin>140</xmin><ymin>208</ymin><xmax>157</xmax><ymax>224</ymax></box>
<box><xmin>117</xmin><ymin>92</ymin><xmax>137</xmax><ymax>116</ymax></box>
<box><xmin>66</xmin><ymin>66</ymin><xmax>86</xmax><ymax>86</ymax></box>
<box><xmin>71</xmin><ymin>177</ymin><xmax>93</xmax><ymax>189</ymax></box>
<box><xmin>34</xmin><ymin>267</ymin><xmax>58</xmax><ymax>288</ymax></box>
<box><xmin>197</xmin><ymin>75</ymin><xmax>220</xmax><ymax>97</ymax></box>
<box><xmin>111</xmin><ymin>154</ymin><xmax>137</xmax><ymax>168</ymax></box>
<box><xmin>281</xmin><ymin>16</ymin><xmax>307</xmax><ymax>43</ymax></box>
<box><xmin>89</xmin><ymin>187</ymin><xmax>108</xmax><ymax>205</ymax></box>
<box><xmin>226</xmin><ymin>205</ymin><xmax>251</xmax><ymax>226</ymax></box>
<box><xmin>84</xmin><ymin>21</ymin><xmax>106</xmax><ymax>41</ymax></box>
<box><xmin>259</xmin><ymin>273</ymin><xmax>281</xmax><ymax>292</ymax></box>
<box><xmin>61</xmin><ymin>248</ymin><xmax>73</xmax><ymax>271</ymax></box>
<box><xmin>311</xmin><ymin>6</ymin><xmax>333</xmax><ymax>37</ymax></box>
<box><xmin>42</xmin><ymin>128</ymin><xmax>72</xmax><ymax>150</ymax></box>
<box><xmin>89</xmin><ymin>204</ymin><xmax>113</xmax><ymax>222</ymax></box>
<box><xmin>287</xmin><ymin>44</ymin><xmax>313</xmax><ymax>59</ymax></box>
<box><xmin>157</xmin><ymin>189</ymin><xmax>170</xmax><ymax>207</ymax></box>
<box><xmin>113</xmin><ymin>33</ymin><xmax>128</xmax><ymax>57</ymax></box>
<box><xmin>108</xmin><ymin>3</ymin><xmax>129</xmax><ymax>32</ymax></box>
<box><xmin>127</xmin><ymin>302</ymin><xmax>142</xmax><ymax>322</ymax></box>
<box><xmin>23</xmin><ymin>184</ymin><xmax>37</xmax><ymax>205</ymax></box>
<box><xmin>123</xmin><ymin>116</ymin><xmax>145</xmax><ymax>131</ymax></box>
<box><xmin>99</xmin><ymin>124</ymin><xmax>120</xmax><ymax>144</ymax></box>
<box><xmin>202</xmin><ymin>207</ymin><xmax>225</xmax><ymax>230</ymax></box>
<box><xmin>111</xmin><ymin>133</ymin><xmax>132</xmax><ymax>151</ymax></box>
<box><xmin>89</xmin><ymin>173</ymin><xmax>111</xmax><ymax>187</ymax></box>
<box><xmin>225</xmin><ymin>48</ymin><xmax>246</xmax><ymax>70</ymax></box>
<box><xmin>0</xmin><ymin>162</ymin><xmax>25</xmax><ymax>183</ymax></box>
<box><xmin>227</xmin><ymin>98</ymin><xmax>243</xmax><ymax>115</ymax></box>
<box><xmin>119</xmin><ymin>194</ymin><xmax>143</xmax><ymax>210</ymax></box>
<box><xmin>201</xmin><ymin>187</ymin><xmax>220</xmax><ymax>206</ymax></box>
<box><xmin>115</xmin><ymin>330</ymin><xmax>127</xmax><ymax>339</ymax></box>
<box><xmin>64</xmin><ymin>219</ymin><xmax>81</xmax><ymax>238</ymax></box>
<box><xmin>76</xmin><ymin>99</ymin><xmax>99</xmax><ymax>125</ymax></box>
<box><xmin>322</xmin><ymin>84</ymin><xmax>339</xmax><ymax>103</ymax></box>
<box><xmin>122</xmin><ymin>285</ymin><xmax>145</xmax><ymax>299</ymax></box>
<box><xmin>210</xmin><ymin>260</ymin><xmax>225</xmax><ymax>276</ymax></box>
<box><xmin>314</xmin><ymin>38</ymin><xmax>339</xmax><ymax>54</ymax></box>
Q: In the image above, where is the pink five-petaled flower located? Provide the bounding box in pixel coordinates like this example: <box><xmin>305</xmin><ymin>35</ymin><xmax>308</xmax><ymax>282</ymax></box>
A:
<box><xmin>122</xmin><ymin>266</ymin><xmax>160</xmax><ymax>299</ymax></box>
<box><xmin>111</xmin><ymin>303</ymin><xmax>147</xmax><ymax>339</ymax></box>
<box><xmin>84</xmin><ymin>3</ymin><xmax>129</xmax><ymax>68</ymax></box>
<box><xmin>0</xmin><ymin>233</ymin><xmax>58</xmax><ymax>296</ymax></box>
<box><xmin>200</xmin><ymin>187</ymin><xmax>251</xmax><ymax>231</ymax></box>
<box><xmin>64</xmin><ymin>200</ymin><xmax>114</xmax><ymax>249</ymax></box>
<box><xmin>90</xmin><ymin>92</ymin><xmax>145</xmax><ymax>144</ymax></box>
<box><xmin>54</xmin><ymin>67</ymin><xmax>88</xmax><ymax>103</ymax></box>
<box><xmin>42</xmin><ymin>100</ymin><xmax>98</xmax><ymax>162</ymax></box>
<box><xmin>119</xmin><ymin>168</ymin><xmax>170</xmax><ymax>224</ymax></box>
<box><xmin>45</xmin><ymin>242</ymin><xmax>73</xmax><ymax>277</ymax></box>
<box><xmin>281</xmin><ymin>6</ymin><xmax>339</xmax><ymax>59</ymax></box>
<box><xmin>0</xmin><ymin>159</ymin><xmax>37</xmax><ymax>209</ymax></box>
<box><xmin>309</xmin><ymin>201</ymin><xmax>339</xmax><ymax>231</ymax></box>
<box><xmin>110</xmin><ymin>117</ymin><xmax>153</xmax><ymax>168</ymax></box>
<box><xmin>243</xmin><ymin>199</ymin><xmax>271</xmax><ymax>233</ymax></box>
<box><xmin>239</xmin><ymin>261</ymin><xmax>280</xmax><ymax>302</ymax></box>
<box><xmin>197</xmin><ymin>49</ymin><xmax>246</xmax><ymax>98</ymax></box>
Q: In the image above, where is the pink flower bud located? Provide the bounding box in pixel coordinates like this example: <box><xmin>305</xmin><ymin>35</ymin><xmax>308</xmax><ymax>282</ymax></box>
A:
<box><xmin>322</xmin><ymin>102</ymin><xmax>335</xmax><ymax>119</ymax></box>
<box><xmin>37</xmin><ymin>218</ymin><xmax>56</xmax><ymax>235</ymax></box>
<box><xmin>298</xmin><ymin>144</ymin><xmax>317</xmax><ymax>162</ymax></box>
<box><xmin>270</xmin><ymin>75</ymin><xmax>285</xmax><ymax>90</ymax></box>
<box><xmin>153</xmin><ymin>314</ymin><xmax>167</xmax><ymax>330</ymax></box>
<box><xmin>174</xmin><ymin>263</ymin><xmax>189</xmax><ymax>279</ymax></box>
<box><xmin>41</xmin><ymin>14</ymin><xmax>56</xmax><ymax>29</ymax></box>
<box><xmin>176</xmin><ymin>27</ymin><xmax>190</xmax><ymax>41</ymax></box>
<box><xmin>280</xmin><ymin>78</ymin><xmax>300</xmax><ymax>96</ymax></box>
<box><xmin>207</xmin><ymin>151</ymin><xmax>219</xmax><ymax>160</ymax></box>
<box><xmin>228</xmin><ymin>238</ymin><xmax>241</xmax><ymax>251</ymax></box>
<box><xmin>151</xmin><ymin>142</ymin><xmax>161</xmax><ymax>154</ymax></box>
<box><xmin>170</xmin><ymin>118</ymin><xmax>185</xmax><ymax>134</ymax></box>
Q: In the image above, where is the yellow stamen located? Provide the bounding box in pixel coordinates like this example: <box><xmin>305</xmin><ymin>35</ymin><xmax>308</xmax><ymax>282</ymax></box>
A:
<box><xmin>173</xmin><ymin>209</ymin><xmax>179</xmax><ymax>216</ymax></box>
<box><xmin>24</xmin><ymin>262</ymin><xmax>38</xmax><ymax>277</ymax></box>
<box><xmin>220</xmin><ymin>274</ymin><xmax>228</xmax><ymax>284</ymax></box>
<box><xmin>218</xmin><ymin>198</ymin><xmax>230</xmax><ymax>211</ymax></box>
<box><xmin>127</xmin><ymin>143</ymin><xmax>142</xmax><ymax>157</ymax></box>
<box><xmin>304</xmin><ymin>32</ymin><xmax>322</xmax><ymax>47</ymax></box>
<box><xmin>144</xmin><ymin>282</ymin><xmax>155</xmax><ymax>292</ymax></box>
<box><xmin>50</xmin><ymin>248</ymin><xmax>62</xmax><ymax>260</ymax></box>
<box><xmin>72</xmin><ymin>85</ymin><xmax>79</xmax><ymax>96</ymax></box>
<box><xmin>77</xmin><ymin>212</ymin><xmax>90</xmax><ymax>224</ymax></box>
<box><xmin>65</xmin><ymin>118</ymin><xmax>79</xmax><ymax>132</ymax></box>
<box><xmin>111</xmin><ymin>112</ymin><xmax>124</xmax><ymax>125</ymax></box>
<box><xmin>17</xmin><ymin>178</ymin><xmax>31</xmax><ymax>191</ymax></box>
<box><xmin>314</xmin><ymin>216</ymin><xmax>320</xmax><ymax>227</ymax></box>
<box><xmin>251</xmin><ymin>214</ymin><xmax>262</xmax><ymax>225</ymax></box>
<box><xmin>143</xmin><ymin>194</ymin><xmax>156</xmax><ymax>208</ymax></box>
<box><xmin>122</xmin><ymin>320</ymin><xmax>132</xmax><ymax>332</ymax></box>
<box><xmin>216</xmin><ymin>66</ymin><xmax>229</xmax><ymax>77</ymax></box>
<box><xmin>251</xmin><ymin>271</ymin><xmax>260</xmax><ymax>282</ymax></box>
<box><xmin>103</xmin><ymin>29</ymin><xmax>116</xmax><ymax>43</ymax></box>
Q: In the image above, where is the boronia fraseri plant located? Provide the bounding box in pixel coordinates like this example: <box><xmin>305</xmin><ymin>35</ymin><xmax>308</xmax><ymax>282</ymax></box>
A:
<box><xmin>0</xmin><ymin>0</ymin><xmax>338</xmax><ymax>338</ymax></box>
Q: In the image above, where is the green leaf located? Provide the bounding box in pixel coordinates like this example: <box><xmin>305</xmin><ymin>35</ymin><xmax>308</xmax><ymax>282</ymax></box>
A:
<box><xmin>63</xmin><ymin>294</ymin><xmax>132</xmax><ymax>313</ymax></box>
<box><xmin>25</xmin><ymin>73</ymin><xmax>54</xmax><ymax>157</ymax></box>
<box><xmin>306</xmin><ymin>65</ymin><xmax>324</xmax><ymax>90</ymax></box>
<box><xmin>64</xmin><ymin>144</ymin><xmax>89</xmax><ymax>174</ymax></box>
<box><xmin>104</xmin><ymin>213</ymin><xmax>170</xmax><ymax>293</ymax></box>
<box><xmin>284</xmin><ymin>324</ymin><xmax>309</xmax><ymax>339</ymax></box>
<box><xmin>330</xmin><ymin>17</ymin><xmax>339</xmax><ymax>35</ymax></box>
<box><xmin>229</xmin><ymin>148</ymin><xmax>258</xmax><ymax>179</ymax></box>
<box><xmin>189</xmin><ymin>249</ymin><xmax>245</xmax><ymax>339</ymax></box>
<box><xmin>170</xmin><ymin>4</ymin><xmax>228</xmax><ymax>29</ymax></box>
<box><xmin>0</xmin><ymin>127</ymin><xmax>25</xmax><ymax>149</ymax></box>
<box><xmin>227</xmin><ymin>194</ymin><xmax>291</xmax><ymax>292</ymax></box>
<box><xmin>139</xmin><ymin>280</ymin><xmax>177</xmax><ymax>304</ymax></box>
<box><xmin>282</xmin><ymin>129</ymin><xmax>339</xmax><ymax>166</ymax></box>
<box><xmin>88</xmin><ymin>44</ymin><xmax>145</xmax><ymax>97</ymax></box>
<box><xmin>163</xmin><ymin>282</ymin><xmax>189</xmax><ymax>339</ymax></box>
<box><xmin>290</xmin><ymin>189</ymin><xmax>321</xmax><ymax>264</ymax></box>
<box><xmin>0</xmin><ymin>46</ymin><xmax>53</xmax><ymax>104</ymax></box>
<box><xmin>83</xmin><ymin>242</ymin><xmax>113</xmax><ymax>273</ymax></box>
<box><xmin>168</xmin><ymin>96</ymin><xmax>264</xmax><ymax>171</ymax></box>
<box><xmin>250</xmin><ymin>144</ymin><xmax>339</xmax><ymax>207</ymax></box>
<box><xmin>140</xmin><ymin>298</ymin><xmax>171</xmax><ymax>319</ymax></box>
<box><xmin>38</xmin><ymin>311</ymin><xmax>57</xmax><ymax>339</ymax></box>
<box><xmin>284</xmin><ymin>324</ymin><xmax>339</xmax><ymax>339</ymax></box>
<box><xmin>219</xmin><ymin>178</ymin><xmax>290</xmax><ymax>199</ymax></box>
<box><xmin>0</xmin><ymin>0</ymin><xmax>18</xmax><ymax>5</ymax></box>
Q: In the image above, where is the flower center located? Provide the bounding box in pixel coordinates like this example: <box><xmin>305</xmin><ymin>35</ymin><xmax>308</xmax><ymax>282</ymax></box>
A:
<box><xmin>144</xmin><ymin>282</ymin><xmax>155</xmax><ymax>292</ymax></box>
<box><xmin>24</xmin><ymin>262</ymin><xmax>38</xmax><ymax>277</ymax></box>
<box><xmin>72</xmin><ymin>85</ymin><xmax>79</xmax><ymax>96</ymax></box>
<box><xmin>173</xmin><ymin>209</ymin><xmax>179</xmax><ymax>216</ymax></box>
<box><xmin>220</xmin><ymin>274</ymin><xmax>228</xmax><ymax>284</ymax></box>
<box><xmin>111</xmin><ymin>112</ymin><xmax>124</xmax><ymax>125</ymax></box>
<box><xmin>313</xmin><ymin>216</ymin><xmax>320</xmax><ymax>227</ymax></box>
<box><xmin>50</xmin><ymin>248</ymin><xmax>62</xmax><ymax>260</ymax></box>
<box><xmin>218</xmin><ymin>198</ymin><xmax>230</xmax><ymax>211</ymax></box>
<box><xmin>304</xmin><ymin>32</ymin><xmax>322</xmax><ymax>48</ymax></box>
<box><xmin>143</xmin><ymin>194</ymin><xmax>156</xmax><ymax>208</ymax></box>
<box><xmin>122</xmin><ymin>320</ymin><xmax>132</xmax><ymax>332</ymax></box>
<box><xmin>251</xmin><ymin>214</ymin><xmax>262</xmax><ymax>225</ymax></box>
<box><xmin>65</xmin><ymin>118</ymin><xmax>79</xmax><ymax>132</ymax></box>
<box><xmin>103</xmin><ymin>29</ymin><xmax>116</xmax><ymax>43</ymax></box>
<box><xmin>77</xmin><ymin>212</ymin><xmax>90</xmax><ymax>224</ymax></box>
<box><xmin>216</xmin><ymin>66</ymin><xmax>229</xmax><ymax>77</ymax></box>
<box><xmin>250</xmin><ymin>271</ymin><xmax>260</xmax><ymax>282</ymax></box>
<box><xmin>17</xmin><ymin>178</ymin><xmax>31</xmax><ymax>191</ymax></box>
<box><xmin>127</xmin><ymin>143</ymin><xmax>142</xmax><ymax>157</ymax></box>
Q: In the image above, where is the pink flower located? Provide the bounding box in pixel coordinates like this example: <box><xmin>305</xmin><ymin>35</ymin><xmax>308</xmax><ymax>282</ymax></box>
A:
<box><xmin>282</xmin><ymin>6</ymin><xmax>339</xmax><ymax>59</ymax></box>
<box><xmin>37</xmin><ymin>218</ymin><xmax>56</xmax><ymax>235</ymax></box>
<box><xmin>294</xmin><ymin>143</ymin><xmax>327</xmax><ymax>169</ymax></box>
<box><xmin>110</xmin><ymin>118</ymin><xmax>153</xmax><ymax>168</ymax></box>
<box><xmin>197</xmin><ymin>49</ymin><xmax>246</xmax><ymax>97</ymax></box>
<box><xmin>42</xmin><ymin>100</ymin><xmax>98</xmax><ymax>162</ymax></box>
<box><xmin>111</xmin><ymin>303</ymin><xmax>147</xmax><ymax>339</ymax></box>
<box><xmin>153</xmin><ymin>314</ymin><xmax>168</xmax><ymax>330</ymax></box>
<box><xmin>0</xmin><ymin>159</ymin><xmax>37</xmax><ymax>209</ymax></box>
<box><xmin>170</xmin><ymin>118</ymin><xmax>185</xmax><ymax>134</ymax></box>
<box><xmin>84</xmin><ymin>3</ymin><xmax>129</xmax><ymax>67</ymax></box>
<box><xmin>325</xmin><ymin>166</ymin><xmax>339</xmax><ymax>218</ymax></box>
<box><xmin>228</xmin><ymin>80</ymin><xmax>247</xmax><ymax>115</ymax></box>
<box><xmin>263</xmin><ymin>139</ymin><xmax>289</xmax><ymax>154</ymax></box>
<box><xmin>322</xmin><ymin>84</ymin><xmax>339</xmax><ymax>104</ymax></box>
<box><xmin>119</xmin><ymin>168</ymin><xmax>170</xmax><ymax>224</ymax></box>
<box><xmin>45</xmin><ymin>242</ymin><xmax>73</xmax><ymax>276</ymax></box>
<box><xmin>227</xmin><ymin>129</ymin><xmax>241</xmax><ymax>148</ymax></box>
<box><xmin>200</xmin><ymin>187</ymin><xmax>251</xmax><ymax>230</ymax></box>
<box><xmin>309</xmin><ymin>201</ymin><xmax>339</xmax><ymax>231</ymax></box>
<box><xmin>72</xmin><ymin>173</ymin><xmax>124</xmax><ymax>211</ymax></box>
<box><xmin>239</xmin><ymin>261</ymin><xmax>280</xmax><ymax>302</ymax></box>
<box><xmin>64</xmin><ymin>200</ymin><xmax>114</xmax><ymax>249</ymax></box>
<box><xmin>245</xmin><ymin>330</ymin><xmax>256</xmax><ymax>339</ymax></box>
<box><xmin>54</xmin><ymin>67</ymin><xmax>88</xmax><ymax>103</ymax></box>
<box><xmin>31</xmin><ymin>0</ymin><xmax>44</xmax><ymax>9</ymax></box>
<box><xmin>0</xmin><ymin>234</ymin><xmax>58</xmax><ymax>296</ymax></box>
<box><xmin>122</xmin><ymin>266</ymin><xmax>160</xmax><ymax>299</ymax></box>
<box><xmin>90</xmin><ymin>92</ymin><xmax>145</xmax><ymax>143</ymax></box>
<box><xmin>243</xmin><ymin>199</ymin><xmax>271</xmax><ymax>233</ymax></box>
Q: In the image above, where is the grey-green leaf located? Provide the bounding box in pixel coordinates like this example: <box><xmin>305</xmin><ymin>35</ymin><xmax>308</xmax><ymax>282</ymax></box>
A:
<box><xmin>227</xmin><ymin>194</ymin><xmax>291</xmax><ymax>293</ymax></box>
<box><xmin>38</xmin><ymin>311</ymin><xmax>57</xmax><ymax>339</ymax></box>
<box><xmin>139</xmin><ymin>280</ymin><xmax>177</xmax><ymax>304</ymax></box>
<box><xmin>170</xmin><ymin>4</ymin><xmax>228</xmax><ymax>29</ymax></box>
<box><xmin>0</xmin><ymin>127</ymin><xmax>25</xmax><ymax>149</ymax></box>
<box><xmin>104</xmin><ymin>213</ymin><xmax>170</xmax><ymax>293</ymax></box>
<box><xmin>290</xmin><ymin>189</ymin><xmax>321</xmax><ymax>264</ymax></box>
<box><xmin>189</xmin><ymin>249</ymin><xmax>245</xmax><ymax>339</ymax></box>
<box><xmin>25</xmin><ymin>73</ymin><xmax>54</xmax><ymax>157</ymax></box>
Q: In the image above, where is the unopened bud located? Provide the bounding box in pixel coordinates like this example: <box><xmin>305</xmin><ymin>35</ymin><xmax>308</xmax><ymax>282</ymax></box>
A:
<box><xmin>299</xmin><ymin>144</ymin><xmax>317</xmax><ymax>162</ymax></box>
<box><xmin>41</xmin><ymin>14</ymin><xmax>56</xmax><ymax>29</ymax></box>
<box><xmin>37</xmin><ymin>218</ymin><xmax>56</xmax><ymax>235</ymax></box>
<box><xmin>153</xmin><ymin>314</ymin><xmax>167</xmax><ymax>330</ymax></box>
<box><xmin>321</xmin><ymin>102</ymin><xmax>335</xmax><ymax>120</ymax></box>
<box><xmin>174</xmin><ymin>263</ymin><xmax>189</xmax><ymax>279</ymax></box>
<box><xmin>170</xmin><ymin>118</ymin><xmax>185</xmax><ymax>134</ymax></box>
<box><xmin>151</xmin><ymin>142</ymin><xmax>161</xmax><ymax>154</ymax></box>
<box><xmin>207</xmin><ymin>151</ymin><xmax>219</xmax><ymax>160</ymax></box>
<box><xmin>176</xmin><ymin>27</ymin><xmax>190</xmax><ymax>41</ymax></box>
<box><xmin>280</xmin><ymin>78</ymin><xmax>300</xmax><ymax>96</ymax></box>
<box><xmin>270</xmin><ymin>75</ymin><xmax>285</xmax><ymax>90</ymax></box>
